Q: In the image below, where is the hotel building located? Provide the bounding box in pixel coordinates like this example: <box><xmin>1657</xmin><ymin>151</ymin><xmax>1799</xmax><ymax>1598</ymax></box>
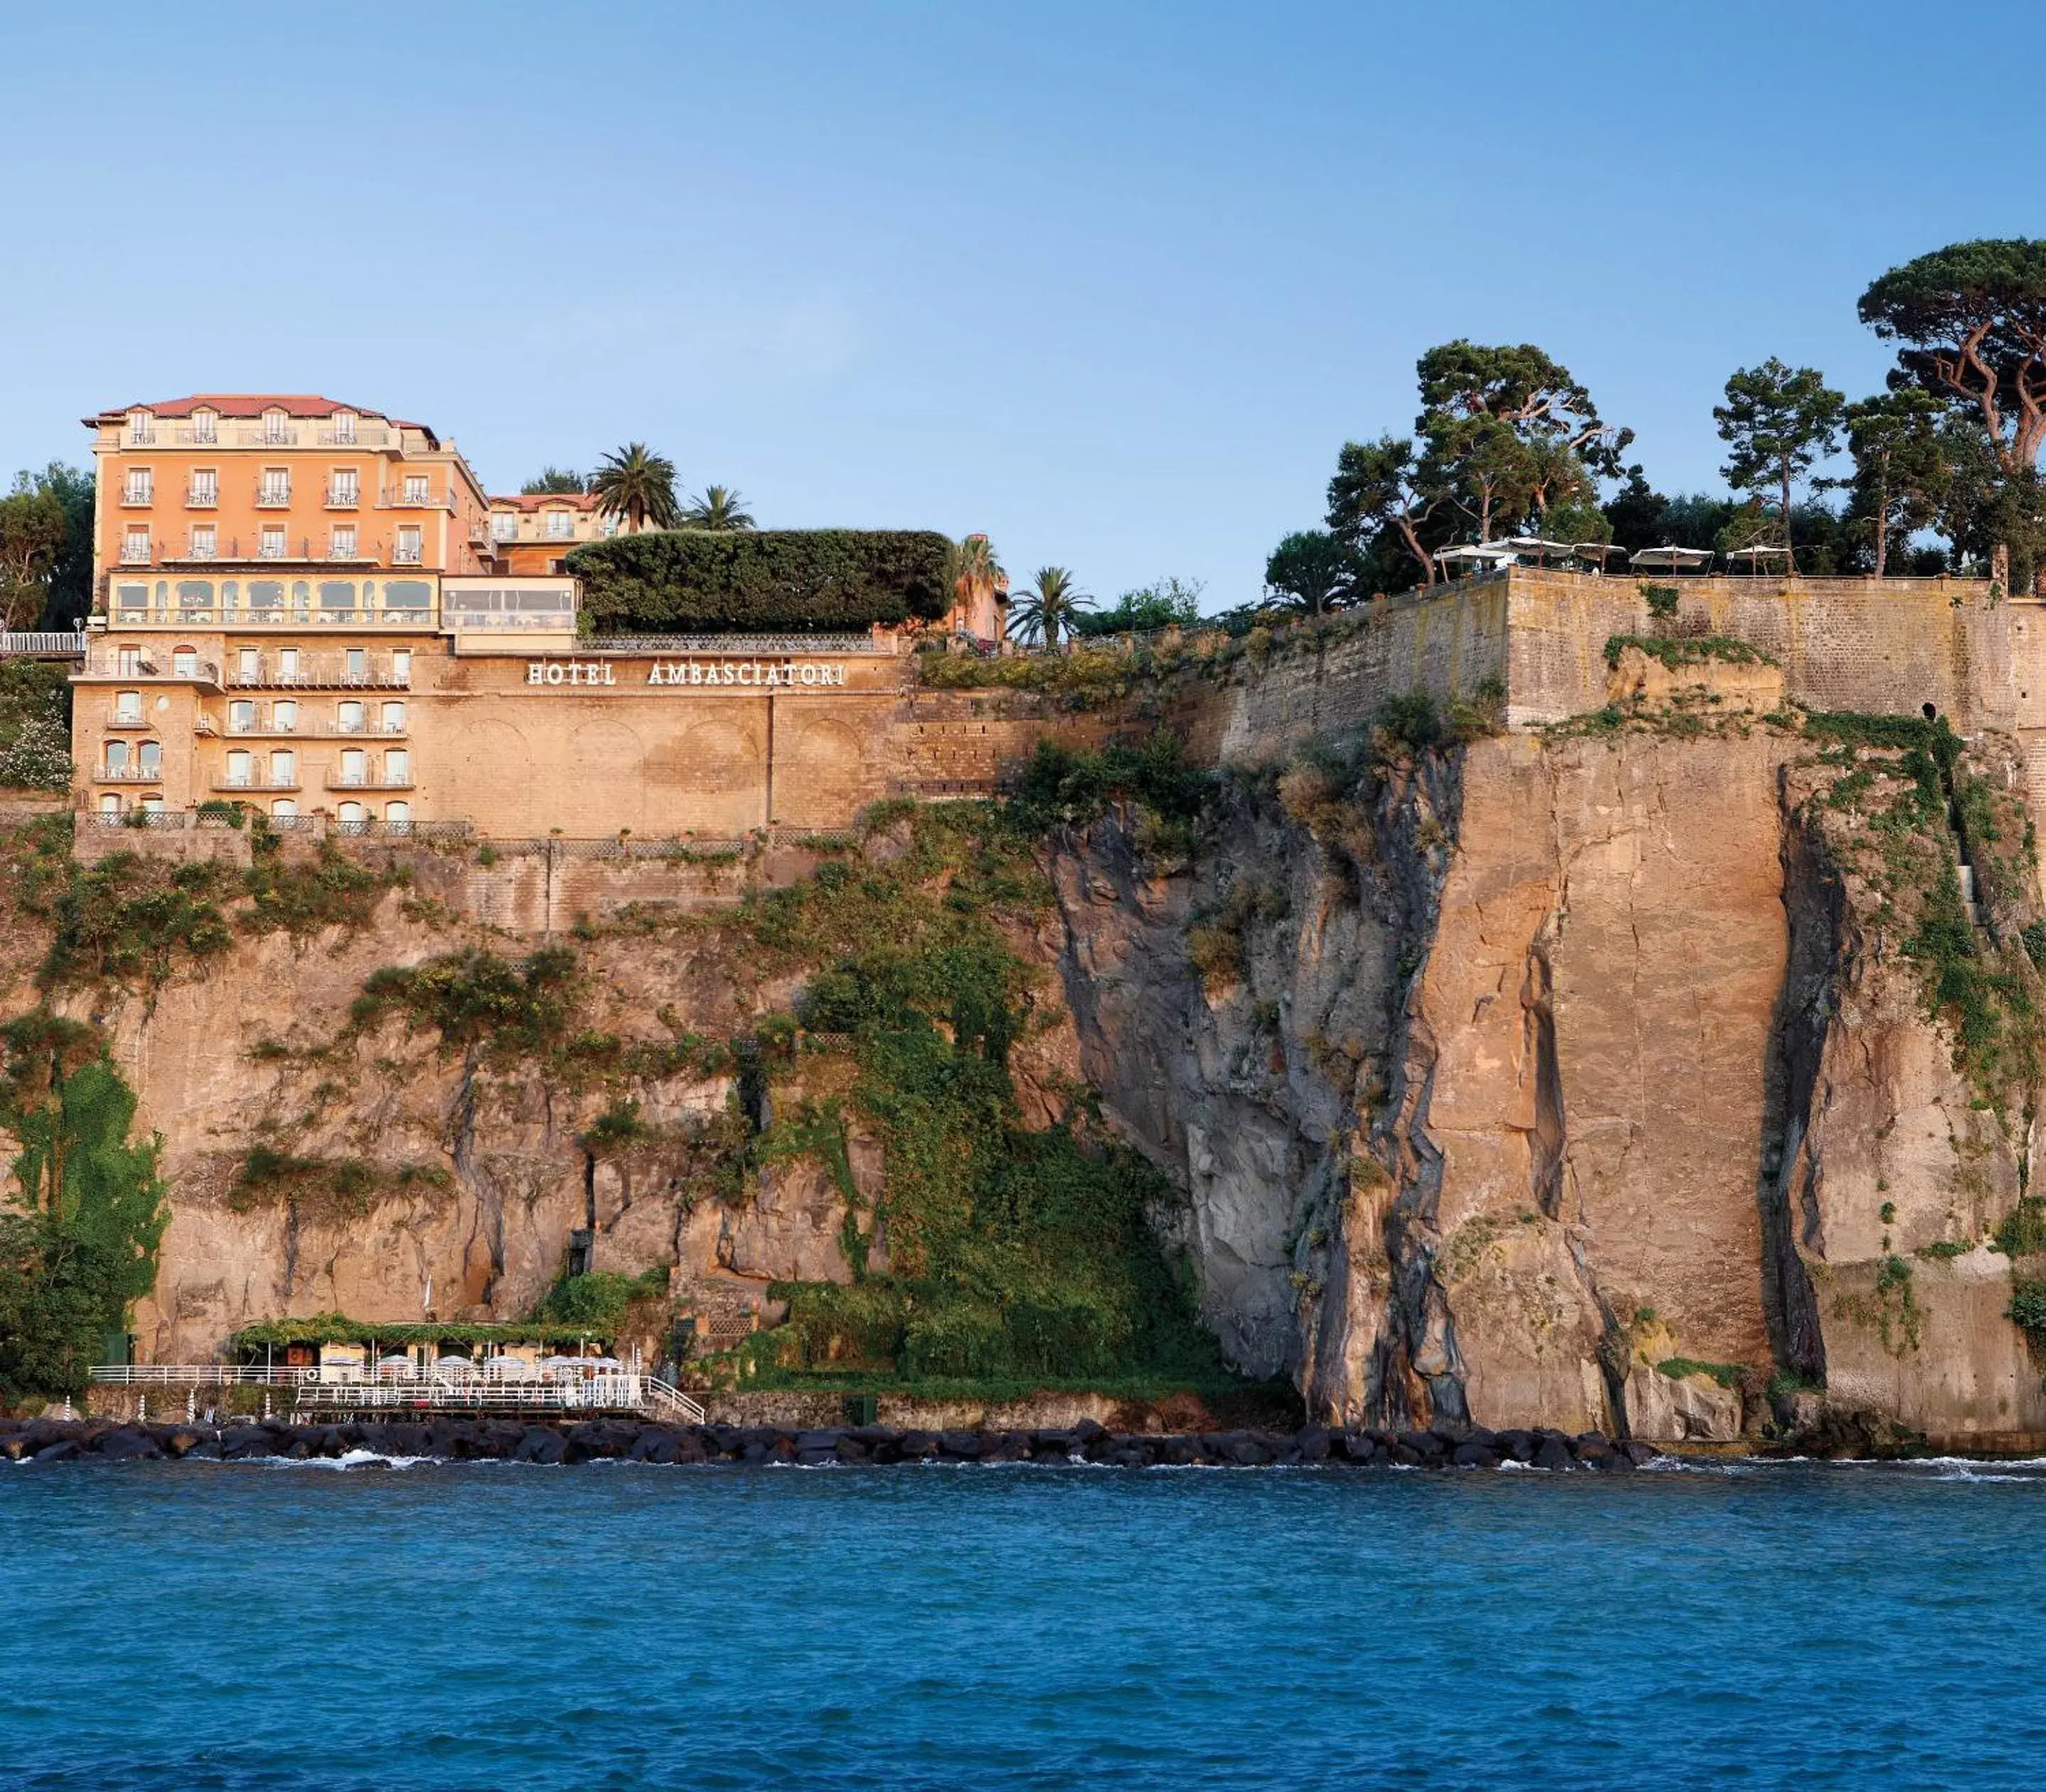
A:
<box><xmin>74</xmin><ymin>396</ymin><xmax>907</xmax><ymax>841</ymax></box>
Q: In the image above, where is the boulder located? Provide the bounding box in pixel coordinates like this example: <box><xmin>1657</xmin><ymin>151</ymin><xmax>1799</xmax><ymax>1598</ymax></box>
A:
<box><xmin>1451</xmin><ymin>1442</ymin><xmax>1501</xmax><ymax>1469</ymax></box>
<box><xmin>1531</xmin><ymin>1435</ymin><xmax>1574</xmax><ymax>1471</ymax></box>
<box><xmin>94</xmin><ymin>1428</ymin><xmax>162</xmax><ymax>1462</ymax></box>
<box><xmin>514</xmin><ymin>1427</ymin><xmax>566</xmax><ymax>1465</ymax></box>
<box><xmin>29</xmin><ymin>1440</ymin><xmax>82</xmax><ymax>1464</ymax></box>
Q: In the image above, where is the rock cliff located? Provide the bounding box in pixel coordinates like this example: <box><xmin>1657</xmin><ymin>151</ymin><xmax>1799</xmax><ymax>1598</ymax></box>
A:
<box><xmin>7</xmin><ymin>688</ymin><xmax>2046</xmax><ymax>1449</ymax></box>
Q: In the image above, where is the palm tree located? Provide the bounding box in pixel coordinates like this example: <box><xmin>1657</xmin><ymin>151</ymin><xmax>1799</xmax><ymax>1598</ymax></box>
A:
<box><xmin>1009</xmin><ymin>566</ymin><xmax>1093</xmax><ymax>648</ymax></box>
<box><xmin>942</xmin><ymin>533</ymin><xmax>1008</xmax><ymax>638</ymax></box>
<box><xmin>588</xmin><ymin>443</ymin><xmax>680</xmax><ymax>533</ymax></box>
<box><xmin>682</xmin><ymin>485</ymin><xmax>755</xmax><ymax>531</ymax></box>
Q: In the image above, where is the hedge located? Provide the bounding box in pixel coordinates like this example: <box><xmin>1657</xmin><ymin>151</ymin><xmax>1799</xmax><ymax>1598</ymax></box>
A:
<box><xmin>565</xmin><ymin>529</ymin><xmax>954</xmax><ymax>632</ymax></box>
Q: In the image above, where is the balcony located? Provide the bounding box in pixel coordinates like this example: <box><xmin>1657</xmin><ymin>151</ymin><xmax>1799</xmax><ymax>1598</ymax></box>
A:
<box><xmin>392</xmin><ymin>544</ymin><xmax>424</xmax><ymax>566</ymax></box>
<box><xmin>326</xmin><ymin>771</ymin><xmax>414</xmax><ymax>791</ymax></box>
<box><xmin>225</xmin><ymin>718</ymin><xmax>300</xmax><ymax>736</ymax></box>
<box><xmin>105</xmin><ymin>708</ymin><xmax>149</xmax><ymax>728</ymax></box>
<box><xmin>120</xmin><ymin>486</ymin><xmax>154</xmax><ymax>507</ymax></box>
<box><xmin>255</xmin><ymin>487</ymin><xmax>292</xmax><ymax>508</ymax></box>
<box><xmin>379</xmin><ymin>487</ymin><xmax>453</xmax><ymax>512</ymax></box>
<box><xmin>173</xmin><ymin>426</ymin><xmax>220</xmax><ymax>446</ymax></box>
<box><xmin>318</xmin><ymin>423</ymin><xmax>395</xmax><ymax>448</ymax></box>
<box><xmin>237</xmin><ymin>426</ymin><xmax>299</xmax><ymax>446</ymax></box>
<box><xmin>80</xmin><ymin>657</ymin><xmax>218</xmax><ymax>688</ymax></box>
<box><xmin>228</xmin><ymin>661</ymin><xmax>409</xmax><ymax>691</ymax></box>
<box><xmin>96</xmin><ymin>765</ymin><xmax>164</xmax><ymax>784</ymax></box>
<box><xmin>326</xmin><ymin>485</ymin><xmax>360</xmax><ymax>509</ymax></box>
<box><xmin>126</xmin><ymin>427</ymin><xmax>156</xmax><ymax>446</ymax></box>
<box><xmin>258</xmin><ymin>539</ymin><xmax>289</xmax><ymax>560</ymax></box>
<box><xmin>119</xmin><ymin>543</ymin><xmax>152</xmax><ymax>565</ymax></box>
<box><xmin>323</xmin><ymin>718</ymin><xmax>407</xmax><ymax>737</ymax></box>
<box><xmin>185</xmin><ymin>543</ymin><xmax>218</xmax><ymax>563</ymax></box>
<box><xmin>186</xmin><ymin>485</ymin><xmax>218</xmax><ymax>509</ymax></box>
<box><xmin>212</xmin><ymin>772</ymin><xmax>301</xmax><ymax>793</ymax></box>
<box><xmin>326</xmin><ymin>543</ymin><xmax>366</xmax><ymax>562</ymax></box>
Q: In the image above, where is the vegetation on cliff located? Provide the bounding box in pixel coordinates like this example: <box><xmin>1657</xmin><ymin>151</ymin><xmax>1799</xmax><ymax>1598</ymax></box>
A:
<box><xmin>0</xmin><ymin>1011</ymin><xmax>166</xmax><ymax>1402</ymax></box>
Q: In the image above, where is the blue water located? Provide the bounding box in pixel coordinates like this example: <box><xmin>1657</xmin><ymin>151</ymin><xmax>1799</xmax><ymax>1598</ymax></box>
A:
<box><xmin>4</xmin><ymin>1457</ymin><xmax>2042</xmax><ymax>1790</ymax></box>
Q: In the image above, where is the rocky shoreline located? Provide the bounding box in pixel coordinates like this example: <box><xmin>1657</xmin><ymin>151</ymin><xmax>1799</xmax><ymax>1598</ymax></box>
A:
<box><xmin>3</xmin><ymin>1414</ymin><xmax>1671</xmax><ymax>1469</ymax></box>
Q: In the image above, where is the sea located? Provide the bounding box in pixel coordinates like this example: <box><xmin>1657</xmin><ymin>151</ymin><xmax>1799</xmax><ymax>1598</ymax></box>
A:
<box><xmin>4</xmin><ymin>1455</ymin><xmax>2042</xmax><ymax>1791</ymax></box>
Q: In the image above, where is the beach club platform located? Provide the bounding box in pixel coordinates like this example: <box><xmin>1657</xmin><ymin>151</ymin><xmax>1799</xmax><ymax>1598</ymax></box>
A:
<box><xmin>88</xmin><ymin>1361</ymin><xmax>706</xmax><ymax>1425</ymax></box>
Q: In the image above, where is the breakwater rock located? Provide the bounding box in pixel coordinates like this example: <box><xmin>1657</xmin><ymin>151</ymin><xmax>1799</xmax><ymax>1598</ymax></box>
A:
<box><xmin>0</xmin><ymin>1415</ymin><xmax>1666</xmax><ymax>1471</ymax></box>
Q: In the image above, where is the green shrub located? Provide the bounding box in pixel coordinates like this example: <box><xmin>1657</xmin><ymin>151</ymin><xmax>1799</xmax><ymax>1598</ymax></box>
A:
<box><xmin>566</xmin><ymin>529</ymin><xmax>952</xmax><ymax>632</ymax></box>
<box><xmin>530</xmin><ymin>1267</ymin><xmax>668</xmax><ymax>1331</ymax></box>
<box><xmin>1657</xmin><ymin>1356</ymin><xmax>1744</xmax><ymax>1388</ymax></box>
<box><xmin>0</xmin><ymin>660</ymin><xmax>71</xmax><ymax>791</ymax></box>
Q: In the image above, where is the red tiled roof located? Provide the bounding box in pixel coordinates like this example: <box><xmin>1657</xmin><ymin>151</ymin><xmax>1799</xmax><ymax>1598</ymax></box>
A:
<box><xmin>83</xmin><ymin>394</ymin><xmax>441</xmax><ymax>447</ymax></box>
<box><xmin>489</xmin><ymin>492</ymin><xmax>601</xmax><ymax>512</ymax></box>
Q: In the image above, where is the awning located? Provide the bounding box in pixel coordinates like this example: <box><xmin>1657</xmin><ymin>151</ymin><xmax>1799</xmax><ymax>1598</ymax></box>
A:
<box><xmin>1630</xmin><ymin>546</ymin><xmax>1714</xmax><ymax>571</ymax></box>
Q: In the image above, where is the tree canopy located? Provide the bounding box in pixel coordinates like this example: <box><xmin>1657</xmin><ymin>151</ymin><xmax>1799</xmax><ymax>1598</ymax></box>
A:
<box><xmin>1009</xmin><ymin>566</ymin><xmax>1093</xmax><ymax>647</ymax></box>
<box><xmin>1264</xmin><ymin>529</ymin><xmax>1364</xmax><ymax>615</ymax></box>
<box><xmin>0</xmin><ymin>481</ymin><xmax>70</xmax><ymax>630</ymax></box>
<box><xmin>520</xmin><ymin>467</ymin><xmax>588</xmax><ymax>495</ymax></box>
<box><xmin>566</xmin><ymin>529</ymin><xmax>954</xmax><ymax>632</ymax></box>
<box><xmin>588</xmin><ymin>443</ymin><xmax>681</xmax><ymax>532</ymax></box>
<box><xmin>682</xmin><ymin>486</ymin><xmax>755</xmax><ymax>531</ymax></box>
<box><xmin>1325</xmin><ymin>436</ymin><xmax>1443</xmax><ymax>588</ymax></box>
<box><xmin>1713</xmin><ymin>359</ymin><xmax>1846</xmax><ymax>569</ymax></box>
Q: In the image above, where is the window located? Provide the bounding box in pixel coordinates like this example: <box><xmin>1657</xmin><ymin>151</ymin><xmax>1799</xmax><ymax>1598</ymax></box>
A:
<box><xmin>381</xmin><ymin>701</ymin><xmax>406</xmax><ymax>732</ymax></box>
<box><xmin>345</xmin><ymin>647</ymin><xmax>367</xmax><ymax>679</ymax></box>
<box><xmin>172</xmin><ymin>649</ymin><xmax>197</xmax><ymax>679</ymax></box>
<box><xmin>114</xmin><ymin>583</ymin><xmax>149</xmax><ymax>617</ymax></box>
<box><xmin>249</xmin><ymin>580</ymin><xmax>283</xmax><ymax>614</ymax></box>
<box><xmin>122</xmin><ymin>526</ymin><xmax>150</xmax><ymax>564</ymax></box>
<box><xmin>259</xmin><ymin>468</ymin><xmax>290</xmax><ymax>505</ymax></box>
<box><xmin>118</xmin><ymin>646</ymin><xmax>142</xmax><ymax>676</ymax></box>
<box><xmin>339</xmin><ymin>748</ymin><xmax>367</xmax><ymax>785</ymax></box>
<box><xmin>138</xmin><ymin>740</ymin><xmax>161</xmax><ymax>775</ymax></box>
<box><xmin>237</xmin><ymin>647</ymin><xmax>259</xmax><ymax>680</ymax></box>
<box><xmin>140</xmin><ymin>795</ymin><xmax>164</xmax><ymax>815</ymax></box>
<box><xmin>123</xmin><ymin>468</ymin><xmax>153</xmax><ymax>504</ymax></box>
<box><xmin>273</xmin><ymin>700</ymin><xmax>298</xmax><ymax>732</ymax></box>
<box><xmin>391</xmin><ymin>649</ymin><xmax>411</xmax><ymax>683</ymax></box>
<box><xmin>259</xmin><ymin>526</ymin><xmax>286</xmax><ymax>560</ymax></box>
<box><xmin>330</xmin><ymin>525</ymin><xmax>357</xmax><ymax>559</ymax></box>
<box><xmin>544</xmin><ymin>508</ymin><xmax>574</xmax><ymax>539</ymax></box>
<box><xmin>319</xmin><ymin>580</ymin><xmax>357</xmax><ymax>617</ymax></box>
<box><xmin>99</xmin><ymin>794</ymin><xmax>122</xmax><ymax>818</ymax></box>
<box><xmin>127</xmin><ymin>409</ymin><xmax>154</xmax><ymax>444</ymax></box>
<box><xmin>229</xmin><ymin>700</ymin><xmax>255</xmax><ymax>732</ymax></box>
<box><xmin>491</xmin><ymin>514</ymin><xmax>518</xmax><ymax>541</ymax></box>
<box><xmin>330</xmin><ymin>469</ymin><xmax>358</xmax><ymax>506</ymax></box>
<box><xmin>189</xmin><ymin>469</ymin><xmax>217</xmax><ymax>506</ymax></box>
<box><xmin>384</xmin><ymin>749</ymin><xmax>409</xmax><ymax>785</ymax></box>
<box><xmin>384</xmin><ymin>801</ymin><xmax>411</xmax><ymax>828</ymax></box>
<box><xmin>114</xmin><ymin>691</ymin><xmax>141</xmax><ymax>724</ymax></box>
<box><xmin>271</xmin><ymin>799</ymin><xmax>296</xmax><ymax>819</ymax></box>
<box><xmin>333</xmin><ymin>411</ymin><xmax>357</xmax><ymax>444</ymax></box>
<box><xmin>337</xmin><ymin>801</ymin><xmax>365</xmax><ymax>824</ymax></box>
<box><xmin>598</xmin><ymin>513</ymin><xmax>619</xmax><ymax>538</ymax></box>
<box><xmin>384</xmin><ymin>581</ymin><xmax>430</xmax><ymax>614</ymax></box>
<box><xmin>104</xmin><ymin>740</ymin><xmax>130</xmax><ymax>773</ymax></box>
<box><xmin>264</xmin><ymin>409</ymin><xmax>289</xmax><ymax>444</ymax></box>
<box><xmin>269</xmin><ymin>749</ymin><xmax>296</xmax><ymax>785</ymax></box>
<box><xmin>338</xmin><ymin>701</ymin><xmax>364</xmax><ymax>734</ymax></box>
<box><xmin>395</xmin><ymin>524</ymin><xmax>422</xmax><ymax>565</ymax></box>
<box><xmin>189</xmin><ymin>525</ymin><xmax>216</xmax><ymax>560</ymax></box>
<box><xmin>191</xmin><ymin>409</ymin><xmax>217</xmax><ymax>445</ymax></box>
<box><xmin>403</xmin><ymin>475</ymin><xmax>429</xmax><ymax>504</ymax></box>
<box><xmin>278</xmin><ymin>648</ymin><xmax>300</xmax><ymax>679</ymax></box>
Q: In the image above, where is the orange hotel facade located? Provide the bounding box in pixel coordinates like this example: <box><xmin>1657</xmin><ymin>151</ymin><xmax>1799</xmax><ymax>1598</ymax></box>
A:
<box><xmin>73</xmin><ymin>396</ymin><xmax>912</xmax><ymax>841</ymax></box>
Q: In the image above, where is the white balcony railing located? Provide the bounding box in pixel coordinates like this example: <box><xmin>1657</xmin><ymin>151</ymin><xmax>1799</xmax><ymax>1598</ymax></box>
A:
<box><xmin>122</xmin><ymin>484</ymin><xmax>153</xmax><ymax>505</ymax></box>
<box><xmin>239</xmin><ymin>426</ymin><xmax>298</xmax><ymax>446</ymax></box>
<box><xmin>97</xmin><ymin>765</ymin><xmax>163</xmax><ymax>782</ymax></box>
<box><xmin>255</xmin><ymin>486</ymin><xmax>291</xmax><ymax>507</ymax></box>
<box><xmin>120</xmin><ymin>543</ymin><xmax>151</xmax><ymax>564</ymax></box>
<box><xmin>187</xmin><ymin>485</ymin><xmax>218</xmax><ymax>507</ymax></box>
<box><xmin>327</xmin><ymin>485</ymin><xmax>360</xmax><ymax>507</ymax></box>
<box><xmin>392</xmin><ymin>546</ymin><xmax>423</xmax><ymax>565</ymax></box>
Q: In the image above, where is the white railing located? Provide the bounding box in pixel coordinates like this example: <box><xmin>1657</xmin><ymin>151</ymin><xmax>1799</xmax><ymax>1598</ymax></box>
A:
<box><xmin>88</xmin><ymin>1362</ymin><xmax>706</xmax><ymax>1419</ymax></box>
<box><xmin>645</xmin><ymin>1376</ymin><xmax>707</xmax><ymax>1423</ymax></box>
<box><xmin>0</xmin><ymin>632</ymin><xmax>87</xmax><ymax>658</ymax></box>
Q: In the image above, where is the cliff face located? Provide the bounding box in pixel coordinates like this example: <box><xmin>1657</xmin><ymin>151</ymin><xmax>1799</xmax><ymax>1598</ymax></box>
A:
<box><xmin>8</xmin><ymin>698</ymin><xmax>2045</xmax><ymax>1448</ymax></box>
<box><xmin>1047</xmin><ymin>715</ymin><xmax>2046</xmax><ymax>1449</ymax></box>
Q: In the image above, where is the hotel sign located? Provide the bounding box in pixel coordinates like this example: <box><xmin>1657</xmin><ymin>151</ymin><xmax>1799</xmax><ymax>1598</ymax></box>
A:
<box><xmin>525</xmin><ymin>658</ymin><xmax>850</xmax><ymax>689</ymax></box>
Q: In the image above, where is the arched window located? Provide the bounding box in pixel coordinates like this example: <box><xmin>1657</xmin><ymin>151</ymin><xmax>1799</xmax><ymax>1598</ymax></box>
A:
<box><xmin>271</xmin><ymin>798</ymin><xmax>297</xmax><ymax>820</ymax></box>
<box><xmin>337</xmin><ymin>701</ymin><xmax>365</xmax><ymax>734</ymax></box>
<box><xmin>337</xmin><ymin>801</ymin><xmax>366</xmax><ymax>826</ymax></box>
<box><xmin>99</xmin><ymin>794</ymin><xmax>122</xmax><ymax>818</ymax></box>
<box><xmin>114</xmin><ymin>691</ymin><xmax>142</xmax><ymax>724</ymax></box>
<box><xmin>381</xmin><ymin>701</ymin><xmax>406</xmax><ymax>733</ymax></box>
<box><xmin>105</xmin><ymin>740</ymin><xmax>130</xmax><ymax>773</ymax></box>
<box><xmin>137</xmin><ymin>740</ymin><xmax>161</xmax><ymax>775</ymax></box>
<box><xmin>339</xmin><ymin>748</ymin><xmax>367</xmax><ymax>786</ymax></box>
<box><xmin>384</xmin><ymin>801</ymin><xmax>411</xmax><ymax>831</ymax></box>
<box><xmin>269</xmin><ymin>748</ymin><xmax>296</xmax><ymax>786</ymax></box>
<box><xmin>225</xmin><ymin>750</ymin><xmax>253</xmax><ymax>788</ymax></box>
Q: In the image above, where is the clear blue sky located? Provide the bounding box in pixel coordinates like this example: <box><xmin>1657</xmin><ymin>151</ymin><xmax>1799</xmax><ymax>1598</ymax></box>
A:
<box><xmin>1</xmin><ymin>2</ymin><xmax>2036</xmax><ymax>608</ymax></box>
